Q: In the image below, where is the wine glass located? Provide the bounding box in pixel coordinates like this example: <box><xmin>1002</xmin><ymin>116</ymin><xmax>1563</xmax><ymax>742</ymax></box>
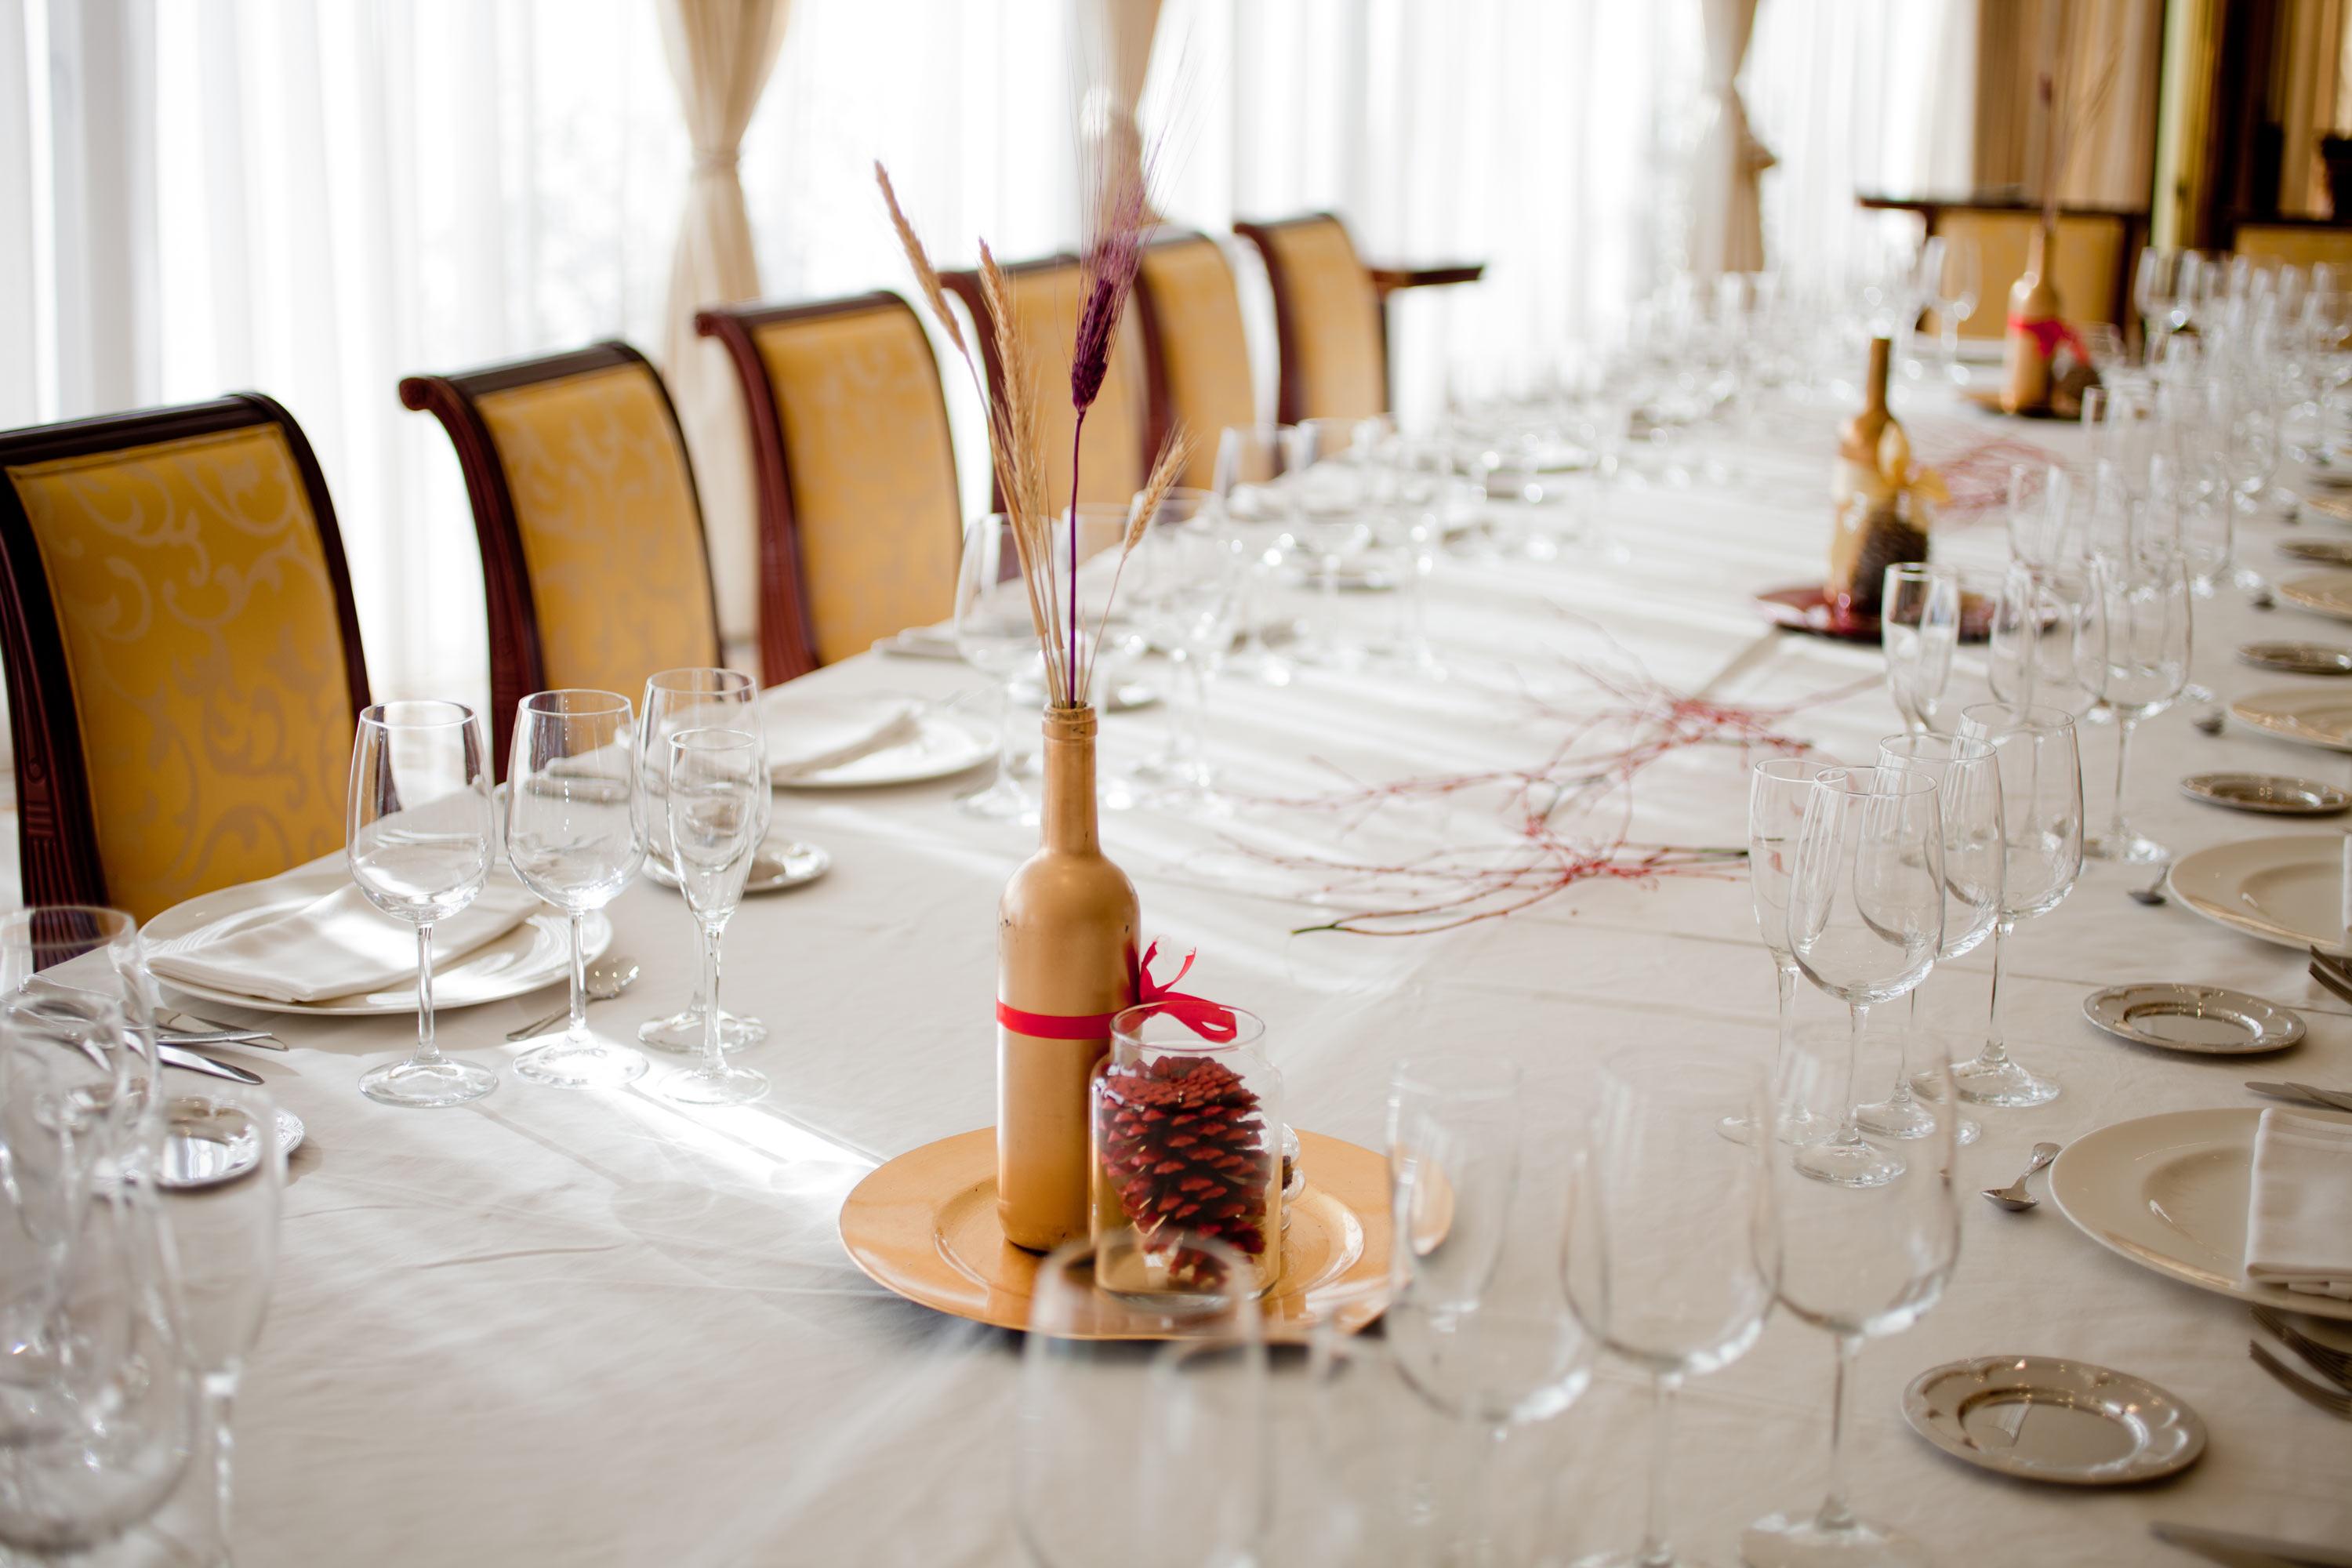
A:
<box><xmin>1880</xmin><ymin>564</ymin><xmax>1959</xmax><ymax>735</ymax></box>
<box><xmin>154</xmin><ymin>1082</ymin><xmax>284</xmax><ymax>1568</ymax></box>
<box><xmin>1740</xmin><ymin>1022</ymin><xmax>1958</xmax><ymax>1568</ymax></box>
<box><xmin>1214</xmin><ymin>423</ymin><xmax>1306</xmax><ymax>684</ymax></box>
<box><xmin>1932</xmin><ymin>234</ymin><xmax>1980</xmax><ymax>383</ymax></box>
<box><xmin>638</xmin><ymin>668</ymin><xmax>769</xmax><ymax>1055</ymax></box>
<box><xmin>347</xmin><ymin>701</ymin><xmax>498</xmax><ymax>1109</ymax></box>
<box><xmin>1743</xmin><ymin>758</ymin><xmax>1841</xmax><ymax>1145</ymax></box>
<box><xmin>1018</xmin><ymin>1233</ymin><xmax>1262</xmax><ymax>1568</ymax></box>
<box><xmin>1784</xmin><ymin>768</ymin><xmax>1944</xmax><ymax>1188</ymax></box>
<box><xmin>506</xmin><ymin>689</ymin><xmax>648</xmax><ymax>1088</ymax></box>
<box><xmin>1387</xmin><ymin>1056</ymin><xmax>1591</xmax><ymax>1564</ymax></box>
<box><xmin>0</xmin><ymin>906</ymin><xmax>162</xmax><ymax>1140</ymax></box>
<box><xmin>1947</xmin><ymin>703</ymin><xmax>2082</xmax><ymax>1107</ymax></box>
<box><xmin>954</xmin><ymin>513</ymin><xmax>1047</xmax><ymax>820</ymax></box>
<box><xmin>1987</xmin><ymin>561</ymin><xmax>2099</xmax><ymax>717</ymax></box>
<box><xmin>1563</xmin><ymin>1044</ymin><xmax>1775</xmax><ymax>1568</ymax></box>
<box><xmin>1860</xmin><ymin>733</ymin><xmax>2002</xmax><ymax>1147</ymax></box>
<box><xmin>2081</xmin><ymin>546</ymin><xmax>2190</xmax><ymax>865</ymax></box>
<box><xmin>1287</xmin><ymin>418</ymin><xmax>1382</xmax><ymax>667</ymax></box>
<box><xmin>1129</xmin><ymin>493</ymin><xmax>1243</xmax><ymax>800</ymax></box>
<box><xmin>659</xmin><ymin>727</ymin><xmax>768</xmax><ymax>1106</ymax></box>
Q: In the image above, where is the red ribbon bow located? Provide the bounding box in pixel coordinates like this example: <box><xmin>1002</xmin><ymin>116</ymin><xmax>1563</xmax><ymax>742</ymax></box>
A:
<box><xmin>995</xmin><ymin>940</ymin><xmax>1239</xmax><ymax>1043</ymax></box>
<box><xmin>2005</xmin><ymin>313</ymin><xmax>2090</xmax><ymax>366</ymax></box>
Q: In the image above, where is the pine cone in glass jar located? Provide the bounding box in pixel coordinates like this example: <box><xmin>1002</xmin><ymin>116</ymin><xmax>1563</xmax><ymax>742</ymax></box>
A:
<box><xmin>1097</xmin><ymin>1054</ymin><xmax>1271</xmax><ymax>1258</ymax></box>
<box><xmin>1834</xmin><ymin>500</ymin><xmax>1927</xmax><ymax>620</ymax></box>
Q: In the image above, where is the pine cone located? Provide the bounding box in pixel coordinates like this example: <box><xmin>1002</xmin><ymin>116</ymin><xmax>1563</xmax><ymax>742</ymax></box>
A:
<box><xmin>1097</xmin><ymin>1055</ymin><xmax>1272</xmax><ymax>1258</ymax></box>
<box><xmin>1835</xmin><ymin>502</ymin><xmax>1928</xmax><ymax>619</ymax></box>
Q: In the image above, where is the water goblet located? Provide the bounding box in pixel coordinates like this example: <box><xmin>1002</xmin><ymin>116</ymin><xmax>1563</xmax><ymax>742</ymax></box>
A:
<box><xmin>348</xmin><ymin>701</ymin><xmax>499</xmax><ymax>1108</ymax></box>
<box><xmin>506</xmin><ymin>689</ymin><xmax>648</xmax><ymax>1088</ymax></box>
<box><xmin>2081</xmin><ymin>546</ymin><xmax>2190</xmax><ymax>865</ymax></box>
<box><xmin>659</xmin><ymin>728</ymin><xmax>768</xmax><ymax>1106</ymax></box>
<box><xmin>638</xmin><ymin>667</ymin><xmax>768</xmax><ymax>1054</ymax></box>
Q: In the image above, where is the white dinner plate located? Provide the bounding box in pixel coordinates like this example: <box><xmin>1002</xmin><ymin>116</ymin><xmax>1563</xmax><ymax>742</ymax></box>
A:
<box><xmin>765</xmin><ymin>698</ymin><xmax>995</xmax><ymax>789</ymax></box>
<box><xmin>143</xmin><ymin>866</ymin><xmax>605</xmax><ymax>1018</ymax></box>
<box><xmin>2230</xmin><ymin>687</ymin><xmax>2352</xmax><ymax>751</ymax></box>
<box><xmin>2167</xmin><ymin>833</ymin><xmax>2352</xmax><ymax>957</ymax></box>
<box><xmin>2277</xmin><ymin>571</ymin><xmax>2352</xmax><ymax>621</ymax></box>
<box><xmin>2046</xmin><ymin>1106</ymin><xmax>2352</xmax><ymax>1323</ymax></box>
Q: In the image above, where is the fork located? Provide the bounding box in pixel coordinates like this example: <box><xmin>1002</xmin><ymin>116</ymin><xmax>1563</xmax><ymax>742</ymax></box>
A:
<box><xmin>2254</xmin><ymin>1305</ymin><xmax>2352</xmax><ymax>1391</ymax></box>
<box><xmin>2250</xmin><ymin>1339</ymin><xmax>2352</xmax><ymax>1420</ymax></box>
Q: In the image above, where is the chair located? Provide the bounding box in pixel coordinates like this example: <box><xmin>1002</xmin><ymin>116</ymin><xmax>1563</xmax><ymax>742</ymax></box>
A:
<box><xmin>1235</xmin><ymin>212</ymin><xmax>1484</xmax><ymax>423</ymax></box>
<box><xmin>399</xmin><ymin>343</ymin><xmax>722</xmax><ymax>775</ymax></box>
<box><xmin>695</xmin><ymin>292</ymin><xmax>962</xmax><ymax>683</ymax></box>
<box><xmin>1135</xmin><ymin>231</ymin><xmax>1258</xmax><ymax>488</ymax></box>
<box><xmin>942</xmin><ymin>254</ymin><xmax>1152</xmax><ymax>511</ymax></box>
<box><xmin>1924</xmin><ymin>212</ymin><xmax>2131</xmax><ymax>339</ymax></box>
<box><xmin>0</xmin><ymin>395</ymin><xmax>372</xmax><ymax>920</ymax></box>
<box><xmin>2230</xmin><ymin>221</ymin><xmax>2352</xmax><ymax>274</ymax></box>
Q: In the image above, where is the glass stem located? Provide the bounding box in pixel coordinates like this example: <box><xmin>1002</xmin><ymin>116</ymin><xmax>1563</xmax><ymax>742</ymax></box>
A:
<box><xmin>1983</xmin><ymin>919</ymin><xmax>2014</xmax><ymax>1067</ymax></box>
<box><xmin>566</xmin><ymin>909</ymin><xmax>588</xmax><ymax>1039</ymax></box>
<box><xmin>2108</xmin><ymin>713</ymin><xmax>2136</xmax><ymax>844</ymax></box>
<box><xmin>700</xmin><ymin>920</ymin><xmax>726</xmax><ymax>1076</ymax></box>
<box><xmin>1889</xmin><ymin>991</ymin><xmax>1919</xmax><ymax>1109</ymax></box>
<box><xmin>1638</xmin><ymin>1372</ymin><xmax>1680</xmax><ymax>1564</ymax></box>
<box><xmin>1772</xmin><ymin>958</ymin><xmax>1798</xmax><ymax>1133</ymax></box>
<box><xmin>1838</xmin><ymin>1003</ymin><xmax>1868</xmax><ymax>1144</ymax></box>
<box><xmin>1178</xmin><ymin>655</ymin><xmax>1207</xmax><ymax>777</ymax></box>
<box><xmin>996</xmin><ymin>680</ymin><xmax>1022</xmax><ymax>787</ymax></box>
<box><xmin>204</xmin><ymin>1371</ymin><xmax>238</xmax><ymax>1561</ymax></box>
<box><xmin>413</xmin><ymin>922</ymin><xmax>438</xmax><ymax>1065</ymax></box>
<box><xmin>1816</xmin><ymin>1335</ymin><xmax>1863</xmax><ymax>1534</ymax></box>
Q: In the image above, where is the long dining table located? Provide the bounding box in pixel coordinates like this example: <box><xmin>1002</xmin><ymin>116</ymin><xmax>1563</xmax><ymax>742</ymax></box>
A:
<box><xmin>189</xmin><ymin>382</ymin><xmax>2350</xmax><ymax>1566</ymax></box>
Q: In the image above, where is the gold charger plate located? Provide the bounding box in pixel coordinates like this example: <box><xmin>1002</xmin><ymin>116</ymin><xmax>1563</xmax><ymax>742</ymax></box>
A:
<box><xmin>839</xmin><ymin>1127</ymin><xmax>1389</xmax><ymax>1342</ymax></box>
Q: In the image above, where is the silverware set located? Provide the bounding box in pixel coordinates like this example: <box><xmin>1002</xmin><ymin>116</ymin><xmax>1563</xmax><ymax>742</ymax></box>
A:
<box><xmin>2153</xmin><ymin>1519</ymin><xmax>2352</xmax><ymax>1566</ymax></box>
<box><xmin>2249</xmin><ymin>1339</ymin><xmax>2352</xmax><ymax>1421</ymax></box>
<box><xmin>2305</xmin><ymin>946</ymin><xmax>2352</xmax><ymax>1007</ymax></box>
<box><xmin>2246</xmin><ymin>1078</ymin><xmax>2352</xmax><ymax>1114</ymax></box>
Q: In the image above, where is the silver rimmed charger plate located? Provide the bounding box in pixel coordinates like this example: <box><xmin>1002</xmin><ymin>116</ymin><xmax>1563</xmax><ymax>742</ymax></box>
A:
<box><xmin>644</xmin><ymin>837</ymin><xmax>831</xmax><ymax>895</ymax></box>
<box><xmin>2082</xmin><ymin>983</ymin><xmax>2304</xmax><ymax>1054</ymax></box>
<box><xmin>2230</xmin><ymin>688</ymin><xmax>2352</xmax><ymax>751</ymax></box>
<box><xmin>2178</xmin><ymin>771</ymin><xmax>2352</xmax><ymax>815</ymax></box>
<box><xmin>1902</xmin><ymin>1356</ymin><xmax>2205</xmax><ymax>1485</ymax></box>
<box><xmin>158</xmin><ymin>1097</ymin><xmax>307</xmax><ymax>1190</ymax></box>
<box><xmin>2236</xmin><ymin>637</ymin><xmax>2352</xmax><ymax>673</ymax></box>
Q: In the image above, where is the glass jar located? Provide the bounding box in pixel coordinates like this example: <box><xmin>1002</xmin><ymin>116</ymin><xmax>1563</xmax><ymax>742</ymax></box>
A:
<box><xmin>1090</xmin><ymin>1002</ymin><xmax>1283</xmax><ymax>1299</ymax></box>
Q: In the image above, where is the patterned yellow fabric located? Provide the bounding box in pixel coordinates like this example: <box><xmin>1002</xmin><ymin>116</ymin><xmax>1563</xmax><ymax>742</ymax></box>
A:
<box><xmin>1931</xmin><ymin>213</ymin><xmax>2127</xmax><ymax>339</ymax></box>
<box><xmin>1269</xmin><ymin>219</ymin><xmax>1386</xmax><ymax>418</ymax></box>
<box><xmin>997</xmin><ymin>263</ymin><xmax>1149</xmax><ymax>506</ymax></box>
<box><xmin>1138</xmin><ymin>238</ymin><xmax>1256</xmax><ymax>487</ymax></box>
<box><xmin>474</xmin><ymin>364</ymin><xmax>720</xmax><ymax>696</ymax></box>
<box><xmin>753</xmin><ymin>304</ymin><xmax>959</xmax><ymax>665</ymax></box>
<box><xmin>5</xmin><ymin>426</ymin><xmax>357</xmax><ymax>920</ymax></box>
<box><xmin>2234</xmin><ymin>225</ymin><xmax>2352</xmax><ymax>274</ymax></box>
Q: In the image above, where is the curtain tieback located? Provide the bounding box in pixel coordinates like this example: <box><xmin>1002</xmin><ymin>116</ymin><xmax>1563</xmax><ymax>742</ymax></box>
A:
<box><xmin>692</xmin><ymin>149</ymin><xmax>742</xmax><ymax>176</ymax></box>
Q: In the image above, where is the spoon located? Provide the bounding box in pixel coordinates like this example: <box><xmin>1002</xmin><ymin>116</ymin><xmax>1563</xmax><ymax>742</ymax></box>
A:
<box><xmin>2126</xmin><ymin>862</ymin><xmax>2173</xmax><ymax>906</ymax></box>
<box><xmin>1980</xmin><ymin>1142</ymin><xmax>2063</xmax><ymax>1211</ymax></box>
<box><xmin>2192</xmin><ymin>710</ymin><xmax>2224</xmax><ymax>735</ymax></box>
<box><xmin>505</xmin><ymin>958</ymin><xmax>642</xmax><ymax>1041</ymax></box>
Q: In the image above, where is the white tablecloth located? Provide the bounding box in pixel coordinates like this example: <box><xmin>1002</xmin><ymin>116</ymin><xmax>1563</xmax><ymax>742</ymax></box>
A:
<box><xmin>168</xmin><ymin>388</ymin><xmax>2352</xmax><ymax>1565</ymax></box>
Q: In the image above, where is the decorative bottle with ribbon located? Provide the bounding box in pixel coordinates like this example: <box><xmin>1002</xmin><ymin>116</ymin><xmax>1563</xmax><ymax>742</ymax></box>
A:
<box><xmin>2001</xmin><ymin>220</ymin><xmax>2063</xmax><ymax>416</ymax></box>
<box><xmin>996</xmin><ymin>704</ymin><xmax>1139</xmax><ymax>1252</ymax></box>
<box><xmin>1826</xmin><ymin>336</ymin><xmax>1930</xmax><ymax>622</ymax></box>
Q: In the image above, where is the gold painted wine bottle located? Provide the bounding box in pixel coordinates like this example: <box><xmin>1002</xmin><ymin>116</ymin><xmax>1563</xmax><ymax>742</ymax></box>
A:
<box><xmin>2001</xmin><ymin>220</ymin><xmax>2062</xmax><ymax>415</ymax></box>
<box><xmin>997</xmin><ymin>705</ymin><xmax>1138</xmax><ymax>1251</ymax></box>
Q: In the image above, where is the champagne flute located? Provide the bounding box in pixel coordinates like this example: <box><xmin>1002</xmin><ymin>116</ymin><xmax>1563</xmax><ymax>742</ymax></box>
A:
<box><xmin>1933</xmin><ymin>233</ymin><xmax>1980</xmax><ymax>383</ymax></box>
<box><xmin>1947</xmin><ymin>703</ymin><xmax>2082</xmax><ymax>1107</ymax></box>
<box><xmin>1880</xmin><ymin>564</ymin><xmax>1959</xmax><ymax>735</ymax></box>
<box><xmin>1785</xmin><ymin>768</ymin><xmax>1944</xmax><ymax>1188</ymax></box>
<box><xmin>638</xmin><ymin>667</ymin><xmax>768</xmax><ymax>1054</ymax></box>
<box><xmin>1740</xmin><ymin>1022</ymin><xmax>1958</xmax><ymax>1568</ymax></box>
<box><xmin>1741</xmin><ymin>758</ymin><xmax>1840</xmax><ymax>1145</ymax></box>
<box><xmin>1563</xmin><ymin>1044</ymin><xmax>1775</xmax><ymax>1568</ymax></box>
<box><xmin>348</xmin><ymin>701</ymin><xmax>498</xmax><ymax>1109</ymax></box>
<box><xmin>506</xmin><ymin>689</ymin><xmax>648</xmax><ymax>1088</ymax></box>
<box><xmin>2081</xmin><ymin>546</ymin><xmax>2190</xmax><ymax>864</ymax></box>
<box><xmin>659</xmin><ymin>728</ymin><xmax>768</xmax><ymax>1106</ymax></box>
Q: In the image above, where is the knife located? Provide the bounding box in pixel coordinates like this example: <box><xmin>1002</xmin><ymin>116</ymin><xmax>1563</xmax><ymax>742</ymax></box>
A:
<box><xmin>2151</xmin><ymin>1521</ymin><xmax>2352</xmax><ymax>1567</ymax></box>
<box><xmin>157</xmin><ymin>1044</ymin><xmax>264</xmax><ymax>1085</ymax></box>
<box><xmin>2247</xmin><ymin>1081</ymin><xmax>2352</xmax><ymax>1114</ymax></box>
<box><xmin>159</xmin><ymin>1029</ymin><xmax>285</xmax><ymax>1050</ymax></box>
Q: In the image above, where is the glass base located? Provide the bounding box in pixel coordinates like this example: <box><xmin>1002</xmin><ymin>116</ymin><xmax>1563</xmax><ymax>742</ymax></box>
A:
<box><xmin>1718</xmin><ymin>1107</ymin><xmax>1826</xmax><ymax>1148</ymax></box>
<box><xmin>1793</xmin><ymin>1134</ymin><xmax>1906</xmax><ymax>1189</ymax></box>
<box><xmin>659</xmin><ymin>1062</ymin><xmax>770</xmax><ymax>1107</ymax></box>
<box><xmin>1740</xmin><ymin>1511</ymin><xmax>1932</xmax><ymax>1567</ymax></box>
<box><xmin>1948</xmin><ymin>1053</ymin><xmax>2061</xmax><ymax>1108</ymax></box>
<box><xmin>513</xmin><ymin>1035</ymin><xmax>648</xmax><ymax>1089</ymax></box>
<box><xmin>2083</xmin><ymin>829</ymin><xmax>2168</xmax><ymax>864</ymax></box>
<box><xmin>361</xmin><ymin>1054</ymin><xmax>497</xmax><ymax>1109</ymax></box>
<box><xmin>1853</xmin><ymin>1095</ymin><xmax>1935</xmax><ymax>1140</ymax></box>
<box><xmin>639</xmin><ymin>1005</ymin><xmax>765</xmax><ymax>1054</ymax></box>
<box><xmin>1570</xmin><ymin>1547</ymin><xmax>1705</xmax><ymax>1567</ymax></box>
<box><xmin>956</xmin><ymin>775</ymin><xmax>1034</xmax><ymax>822</ymax></box>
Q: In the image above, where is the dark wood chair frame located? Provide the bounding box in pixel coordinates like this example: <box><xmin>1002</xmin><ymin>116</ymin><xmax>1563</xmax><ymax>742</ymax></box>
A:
<box><xmin>695</xmin><ymin>291</ymin><xmax>964</xmax><ymax>685</ymax></box>
<box><xmin>1233</xmin><ymin>212</ymin><xmax>1484</xmax><ymax>424</ymax></box>
<box><xmin>398</xmin><ymin>341</ymin><xmax>720</xmax><ymax>777</ymax></box>
<box><xmin>0</xmin><ymin>394</ymin><xmax>373</xmax><ymax>909</ymax></box>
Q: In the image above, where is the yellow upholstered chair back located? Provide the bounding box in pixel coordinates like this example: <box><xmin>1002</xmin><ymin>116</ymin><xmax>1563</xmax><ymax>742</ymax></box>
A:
<box><xmin>0</xmin><ymin>397</ymin><xmax>371</xmax><ymax>920</ymax></box>
<box><xmin>1931</xmin><ymin>212</ymin><xmax>2129</xmax><ymax>339</ymax></box>
<box><xmin>2232</xmin><ymin>223</ymin><xmax>2352</xmax><ymax>274</ymax></box>
<box><xmin>1137</xmin><ymin>234</ymin><xmax>1257</xmax><ymax>488</ymax></box>
<box><xmin>401</xmin><ymin>344</ymin><xmax>721</xmax><ymax>774</ymax></box>
<box><xmin>1237</xmin><ymin>215</ymin><xmax>1387</xmax><ymax>422</ymax></box>
<box><xmin>697</xmin><ymin>292</ymin><xmax>960</xmax><ymax>681</ymax></box>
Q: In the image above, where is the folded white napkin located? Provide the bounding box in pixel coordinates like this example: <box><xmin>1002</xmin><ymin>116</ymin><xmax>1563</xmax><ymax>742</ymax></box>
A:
<box><xmin>2246</xmin><ymin>1108</ymin><xmax>2352</xmax><ymax>1300</ymax></box>
<box><xmin>150</xmin><ymin>877</ymin><xmax>543</xmax><ymax>1004</ymax></box>
<box><xmin>764</xmin><ymin>696</ymin><xmax>922</xmax><ymax>782</ymax></box>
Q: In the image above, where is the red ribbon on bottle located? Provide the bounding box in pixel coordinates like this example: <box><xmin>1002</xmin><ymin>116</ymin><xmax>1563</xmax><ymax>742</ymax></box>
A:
<box><xmin>2005</xmin><ymin>313</ymin><xmax>2090</xmax><ymax>365</ymax></box>
<box><xmin>996</xmin><ymin>941</ymin><xmax>1240</xmax><ymax>1043</ymax></box>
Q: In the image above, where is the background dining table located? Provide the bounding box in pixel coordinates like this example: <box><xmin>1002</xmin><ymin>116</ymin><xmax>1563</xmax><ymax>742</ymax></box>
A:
<box><xmin>162</xmin><ymin>383</ymin><xmax>2350</xmax><ymax>1566</ymax></box>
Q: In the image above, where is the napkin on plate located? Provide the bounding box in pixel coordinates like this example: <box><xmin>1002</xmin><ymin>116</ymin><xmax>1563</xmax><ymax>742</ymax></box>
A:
<box><xmin>148</xmin><ymin>877</ymin><xmax>543</xmax><ymax>1005</ymax></box>
<box><xmin>764</xmin><ymin>697</ymin><xmax>922</xmax><ymax>782</ymax></box>
<box><xmin>2246</xmin><ymin>1107</ymin><xmax>2352</xmax><ymax>1299</ymax></box>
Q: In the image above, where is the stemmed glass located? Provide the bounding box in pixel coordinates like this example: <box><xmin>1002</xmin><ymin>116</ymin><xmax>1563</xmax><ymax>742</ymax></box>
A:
<box><xmin>1947</xmin><ymin>703</ymin><xmax>2082</xmax><ymax>1106</ymax></box>
<box><xmin>1880</xmin><ymin>564</ymin><xmax>1959</xmax><ymax>735</ymax></box>
<box><xmin>954</xmin><ymin>513</ymin><xmax>1047</xmax><ymax>819</ymax></box>
<box><xmin>506</xmin><ymin>689</ymin><xmax>648</xmax><ymax>1088</ymax></box>
<box><xmin>1741</xmin><ymin>758</ymin><xmax>1841</xmax><ymax>1145</ymax></box>
<box><xmin>1930</xmin><ymin>234</ymin><xmax>1981</xmax><ymax>383</ymax></box>
<box><xmin>1215</xmin><ymin>423</ymin><xmax>1306</xmax><ymax>684</ymax></box>
<box><xmin>638</xmin><ymin>667</ymin><xmax>768</xmax><ymax>1054</ymax></box>
<box><xmin>154</xmin><ymin>1082</ymin><xmax>285</xmax><ymax>1568</ymax></box>
<box><xmin>1129</xmin><ymin>493</ymin><xmax>1243</xmax><ymax>799</ymax></box>
<box><xmin>2081</xmin><ymin>546</ymin><xmax>2190</xmax><ymax>864</ymax></box>
<box><xmin>1563</xmin><ymin>1045</ymin><xmax>1775</xmax><ymax>1568</ymax></box>
<box><xmin>1740</xmin><ymin>1022</ymin><xmax>1959</xmax><ymax>1568</ymax></box>
<box><xmin>348</xmin><ymin>701</ymin><xmax>498</xmax><ymax>1109</ymax></box>
<box><xmin>660</xmin><ymin>727</ymin><xmax>768</xmax><ymax>1106</ymax></box>
<box><xmin>1287</xmin><ymin>417</ymin><xmax>1381</xmax><ymax>666</ymax></box>
<box><xmin>1785</xmin><ymin>768</ymin><xmax>1945</xmax><ymax>1188</ymax></box>
<box><xmin>0</xmin><ymin>906</ymin><xmax>162</xmax><ymax>1137</ymax></box>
